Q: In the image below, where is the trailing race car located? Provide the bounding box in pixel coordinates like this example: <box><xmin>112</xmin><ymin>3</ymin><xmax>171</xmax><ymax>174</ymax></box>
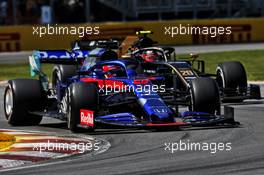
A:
<box><xmin>4</xmin><ymin>47</ymin><xmax>236</xmax><ymax>132</ymax></box>
<box><xmin>124</xmin><ymin>44</ymin><xmax>261</xmax><ymax>103</ymax></box>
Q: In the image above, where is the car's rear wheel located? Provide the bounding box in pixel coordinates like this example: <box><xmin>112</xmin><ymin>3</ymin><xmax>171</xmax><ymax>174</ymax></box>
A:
<box><xmin>67</xmin><ymin>82</ymin><xmax>98</xmax><ymax>133</ymax></box>
<box><xmin>189</xmin><ymin>77</ymin><xmax>220</xmax><ymax>115</ymax></box>
<box><xmin>4</xmin><ymin>79</ymin><xmax>45</xmax><ymax>126</ymax></box>
<box><xmin>216</xmin><ymin>61</ymin><xmax>247</xmax><ymax>102</ymax></box>
<box><xmin>52</xmin><ymin>65</ymin><xmax>76</xmax><ymax>90</ymax></box>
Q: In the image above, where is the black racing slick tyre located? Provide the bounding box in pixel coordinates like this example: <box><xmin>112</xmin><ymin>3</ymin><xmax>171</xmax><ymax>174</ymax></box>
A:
<box><xmin>52</xmin><ymin>65</ymin><xmax>76</xmax><ymax>89</ymax></box>
<box><xmin>216</xmin><ymin>61</ymin><xmax>247</xmax><ymax>102</ymax></box>
<box><xmin>67</xmin><ymin>82</ymin><xmax>98</xmax><ymax>133</ymax></box>
<box><xmin>189</xmin><ymin>77</ymin><xmax>220</xmax><ymax>115</ymax></box>
<box><xmin>4</xmin><ymin>79</ymin><xmax>44</xmax><ymax>126</ymax></box>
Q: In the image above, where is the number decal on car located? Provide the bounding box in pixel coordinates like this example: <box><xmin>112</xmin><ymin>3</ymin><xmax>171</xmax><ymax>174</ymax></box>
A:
<box><xmin>180</xmin><ymin>69</ymin><xmax>194</xmax><ymax>77</ymax></box>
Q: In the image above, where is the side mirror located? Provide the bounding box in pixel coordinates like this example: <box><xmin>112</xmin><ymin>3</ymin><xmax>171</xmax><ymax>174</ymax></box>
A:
<box><xmin>190</xmin><ymin>53</ymin><xmax>199</xmax><ymax>60</ymax></box>
<box><xmin>189</xmin><ymin>53</ymin><xmax>199</xmax><ymax>66</ymax></box>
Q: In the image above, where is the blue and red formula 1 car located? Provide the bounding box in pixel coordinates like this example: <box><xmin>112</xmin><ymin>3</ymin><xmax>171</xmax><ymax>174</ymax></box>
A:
<box><xmin>4</xmin><ymin>46</ymin><xmax>237</xmax><ymax>132</ymax></box>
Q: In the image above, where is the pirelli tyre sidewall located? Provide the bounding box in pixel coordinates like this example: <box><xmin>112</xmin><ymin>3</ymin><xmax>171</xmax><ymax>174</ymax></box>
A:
<box><xmin>189</xmin><ymin>77</ymin><xmax>221</xmax><ymax>115</ymax></box>
<box><xmin>4</xmin><ymin>79</ymin><xmax>44</xmax><ymax>126</ymax></box>
<box><xmin>216</xmin><ymin>61</ymin><xmax>247</xmax><ymax>96</ymax></box>
<box><xmin>67</xmin><ymin>82</ymin><xmax>98</xmax><ymax>133</ymax></box>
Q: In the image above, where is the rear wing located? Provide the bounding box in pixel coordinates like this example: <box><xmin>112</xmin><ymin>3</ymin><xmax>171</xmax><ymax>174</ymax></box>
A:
<box><xmin>29</xmin><ymin>49</ymin><xmax>89</xmax><ymax>75</ymax></box>
<box><xmin>119</xmin><ymin>31</ymin><xmax>155</xmax><ymax>57</ymax></box>
<box><xmin>29</xmin><ymin>50</ymin><xmax>89</xmax><ymax>90</ymax></box>
<box><xmin>72</xmin><ymin>39</ymin><xmax>120</xmax><ymax>50</ymax></box>
<box><xmin>31</xmin><ymin>50</ymin><xmax>89</xmax><ymax>63</ymax></box>
<box><xmin>29</xmin><ymin>48</ymin><xmax>118</xmax><ymax>90</ymax></box>
<box><xmin>29</xmin><ymin>47</ymin><xmax>118</xmax><ymax>74</ymax></box>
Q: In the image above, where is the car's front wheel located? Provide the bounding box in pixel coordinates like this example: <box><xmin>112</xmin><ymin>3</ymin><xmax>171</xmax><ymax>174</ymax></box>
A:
<box><xmin>189</xmin><ymin>77</ymin><xmax>221</xmax><ymax>115</ymax></box>
<box><xmin>66</xmin><ymin>82</ymin><xmax>98</xmax><ymax>133</ymax></box>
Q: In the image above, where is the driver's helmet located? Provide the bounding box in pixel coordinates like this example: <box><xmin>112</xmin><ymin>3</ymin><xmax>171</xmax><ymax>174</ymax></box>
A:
<box><xmin>141</xmin><ymin>50</ymin><xmax>159</xmax><ymax>62</ymax></box>
<box><xmin>103</xmin><ymin>65</ymin><xmax>123</xmax><ymax>78</ymax></box>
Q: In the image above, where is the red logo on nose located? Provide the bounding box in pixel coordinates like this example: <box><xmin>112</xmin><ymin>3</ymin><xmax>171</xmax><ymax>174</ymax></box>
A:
<box><xmin>80</xmin><ymin>109</ymin><xmax>94</xmax><ymax>127</ymax></box>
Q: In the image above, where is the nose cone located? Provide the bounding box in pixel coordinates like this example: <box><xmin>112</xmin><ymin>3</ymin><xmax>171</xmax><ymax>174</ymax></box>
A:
<box><xmin>138</xmin><ymin>98</ymin><xmax>174</xmax><ymax>122</ymax></box>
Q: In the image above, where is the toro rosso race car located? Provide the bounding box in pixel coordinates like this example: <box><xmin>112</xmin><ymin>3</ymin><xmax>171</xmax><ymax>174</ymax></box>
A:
<box><xmin>122</xmin><ymin>31</ymin><xmax>261</xmax><ymax>103</ymax></box>
<box><xmin>4</xmin><ymin>47</ymin><xmax>237</xmax><ymax>132</ymax></box>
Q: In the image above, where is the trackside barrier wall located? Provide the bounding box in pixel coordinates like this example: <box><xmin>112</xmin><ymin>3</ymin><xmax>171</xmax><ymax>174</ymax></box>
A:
<box><xmin>0</xmin><ymin>18</ymin><xmax>264</xmax><ymax>51</ymax></box>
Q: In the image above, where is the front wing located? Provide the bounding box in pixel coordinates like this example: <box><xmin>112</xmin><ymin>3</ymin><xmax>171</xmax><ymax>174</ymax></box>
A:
<box><xmin>77</xmin><ymin>106</ymin><xmax>238</xmax><ymax>130</ymax></box>
<box><xmin>221</xmin><ymin>84</ymin><xmax>261</xmax><ymax>101</ymax></box>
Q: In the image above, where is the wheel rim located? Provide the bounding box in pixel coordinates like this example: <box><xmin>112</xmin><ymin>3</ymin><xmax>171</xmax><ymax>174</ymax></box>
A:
<box><xmin>216</xmin><ymin>68</ymin><xmax>225</xmax><ymax>88</ymax></box>
<box><xmin>5</xmin><ymin>88</ymin><xmax>13</xmax><ymax>116</ymax></box>
<box><xmin>189</xmin><ymin>87</ymin><xmax>194</xmax><ymax>111</ymax></box>
<box><xmin>66</xmin><ymin>89</ymin><xmax>71</xmax><ymax>129</ymax></box>
<box><xmin>67</xmin><ymin>103</ymin><xmax>71</xmax><ymax>129</ymax></box>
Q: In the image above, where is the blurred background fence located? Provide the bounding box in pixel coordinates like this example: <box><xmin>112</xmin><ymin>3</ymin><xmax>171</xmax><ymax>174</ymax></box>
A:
<box><xmin>0</xmin><ymin>0</ymin><xmax>264</xmax><ymax>25</ymax></box>
<box><xmin>1</xmin><ymin>0</ymin><xmax>264</xmax><ymax>51</ymax></box>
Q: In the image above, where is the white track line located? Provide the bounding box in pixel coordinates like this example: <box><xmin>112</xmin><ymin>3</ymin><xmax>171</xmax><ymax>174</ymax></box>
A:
<box><xmin>0</xmin><ymin>129</ymin><xmax>108</xmax><ymax>171</ymax></box>
<box><xmin>0</xmin><ymin>159</ymin><xmax>30</xmax><ymax>168</ymax></box>
<box><xmin>0</xmin><ymin>138</ymin><xmax>111</xmax><ymax>173</ymax></box>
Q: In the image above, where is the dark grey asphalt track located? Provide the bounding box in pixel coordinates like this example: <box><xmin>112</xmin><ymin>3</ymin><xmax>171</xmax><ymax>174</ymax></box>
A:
<box><xmin>0</xmin><ymin>86</ymin><xmax>264</xmax><ymax>175</ymax></box>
